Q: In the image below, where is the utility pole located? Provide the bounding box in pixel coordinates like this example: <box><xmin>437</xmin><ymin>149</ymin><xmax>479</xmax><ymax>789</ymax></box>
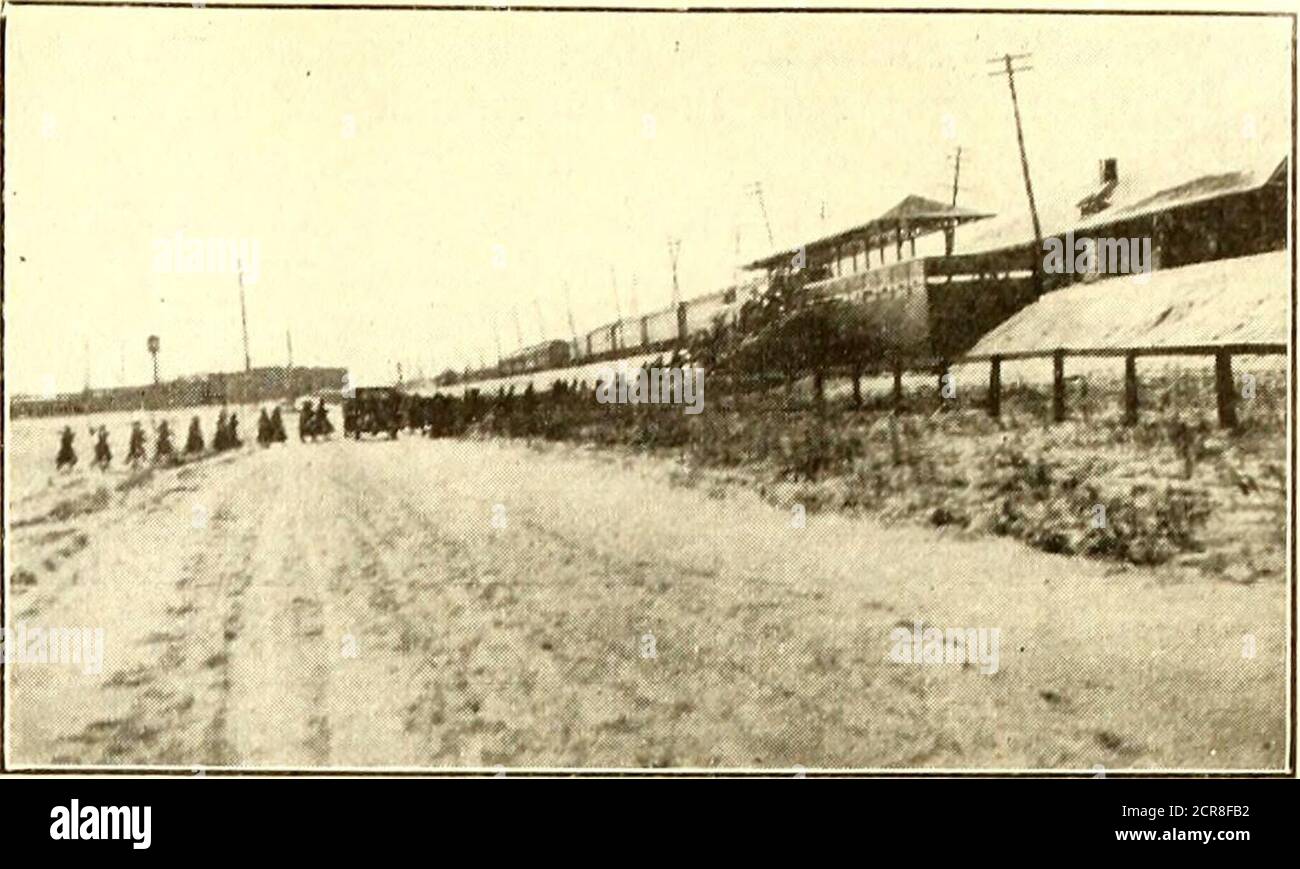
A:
<box><xmin>746</xmin><ymin>181</ymin><xmax>775</xmax><ymax>248</ymax></box>
<box><xmin>532</xmin><ymin>297</ymin><xmax>548</xmax><ymax>342</ymax></box>
<box><xmin>512</xmin><ymin>307</ymin><xmax>525</xmax><ymax>350</ymax></box>
<box><xmin>237</xmin><ymin>260</ymin><xmax>252</xmax><ymax>372</ymax></box>
<box><xmin>285</xmin><ymin>329</ymin><xmax>294</xmax><ymax>400</ymax></box>
<box><xmin>564</xmin><ymin>283</ymin><xmax>580</xmax><ymax>356</ymax></box>
<box><xmin>667</xmin><ymin>238</ymin><xmax>682</xmax><ymax>308</ymax></box>
<box><xmin>945</xmin><ymin>146</ymin><xmax>964</xmax><ymax>255</ymax></box>
<box><xmin>950</xmin><ymin>146</ymin><xmax>963</xmax><ymax>207</ymax></box>
<box><xmin>609</xmin><ymin>265</ymin><xmax>623</xmax><ymax>321</ymax></box>
<box><xmin>732</xmin><ymin>227</ymin><xmax>742</xmax><ymax>285</ymax></box>
<box><xmin>988</xmin><ymin>53</ymin><xmax>1043</xmax><ymax>293</ymax></box>
<box><xmin>491</xmin><ymin>313</ymin><xmax>503</xmax><ymax>364</ymax></box>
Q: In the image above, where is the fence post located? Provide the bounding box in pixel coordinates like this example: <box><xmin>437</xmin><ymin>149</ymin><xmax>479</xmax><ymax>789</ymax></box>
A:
<box><xmin>1052</xmin><ymin>349</ymin><xmax>1066</xmax><ymax>423</ymax></box>
<box><xmin>1214</xmin><ymin>349</ymin><xmax>1238</xmax><ymax>429</ymax></box>
<box><xmin>1123</xmin><ymin>352</ymin><xmax>1139</xmax><ymax>426</ymax></box>
<box><xmin>892</xmin><ymin>361</ymin><xmax>904</xmax><ymax>413</ymax></box>
<box><xmin>988</xmin><ymin>355</ymin><xmax>1002</xmax><ymax>419</ymax></box>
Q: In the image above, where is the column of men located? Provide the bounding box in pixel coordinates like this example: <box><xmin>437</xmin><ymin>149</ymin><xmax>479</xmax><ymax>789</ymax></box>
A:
<box><xmin>55</xmin><ymin>401</ymin><xmax>332</xmax><ymax>471</ymax></box>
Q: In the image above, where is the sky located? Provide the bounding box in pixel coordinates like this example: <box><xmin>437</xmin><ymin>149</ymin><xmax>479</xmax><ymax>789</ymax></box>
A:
<box><xmin>2</xmin><ymin>6</ymin><xmax>1291</xmax><ymax>393</ymax></box>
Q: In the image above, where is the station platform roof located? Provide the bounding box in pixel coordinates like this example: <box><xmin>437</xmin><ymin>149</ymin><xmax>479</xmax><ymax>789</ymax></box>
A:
<box><xmin>744</xmin><ymin>194</ymin><xmax>994</xmax><ymax>271</ymax></box>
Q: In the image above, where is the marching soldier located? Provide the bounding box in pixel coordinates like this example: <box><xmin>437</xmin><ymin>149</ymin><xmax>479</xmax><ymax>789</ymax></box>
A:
<box><xmin>127</xmin><ymin>421</ymin><xmax>148</xmax><ymax>466</ymax></box>
<box><xmin>270</xmin><ymin>406</ymin><xmax>287</xmax><ymax>443</ymax></box>
<box><xmin>185</xmin><ymin>416</ymin><xmax>205</xmax><ymax>455</ymax></box>
<box><xmin>228</xmin><ymin>412</ymin><xmax>243</xmax><ymax>448</ymax></box>
<box><xmin>55</xmin><ymin>426</ymin><xmax>78</xmax><ymax>471</ymax></box>
<box><xmin>92</xmin><ymin>426</ymin><xmax>112</xmax><ymax>470</ymax></box>
<box><xmin>257</xmin><ymin>408</ymin><xmax>274</xmax><ymax>447</ymax></box>
<box><xmin>214</xmin><ymin>409</ymin><xmax>230</xmax><ymax>451</ymax></box>
<box><xmin>299</xmin><ymin>400</ymin><xmax>316</xmax><ymax>442</ymax></box>
<box><xmin>315</xmin><ymin>399</ymin><xmax>333</xmax><ymax>438</ymax></box>
<box><xmin>154</xmin><ymin>420</ymin><xmax>175</xmax><ymax>463</ymax></box>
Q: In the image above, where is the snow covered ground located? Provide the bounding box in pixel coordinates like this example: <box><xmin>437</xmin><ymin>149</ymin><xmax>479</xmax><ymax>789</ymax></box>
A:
<box><xmin>5</xmin><ymin>419</ymin><xmax>1286</xmax><ymax>770</ymax></box>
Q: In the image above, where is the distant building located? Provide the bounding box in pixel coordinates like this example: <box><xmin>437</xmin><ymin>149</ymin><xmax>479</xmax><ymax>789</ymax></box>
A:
<box><xmin>10</xmin><ymin>365</ymin><xmax>348</xmax><ymax>418</ymax></box>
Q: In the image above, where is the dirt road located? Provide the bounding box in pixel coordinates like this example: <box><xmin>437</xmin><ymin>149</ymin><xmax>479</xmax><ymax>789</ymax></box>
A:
<box><xmin>7</xmin><ymin>431</ymin><xmax>1287</xmax><ymax>770</ymax></box>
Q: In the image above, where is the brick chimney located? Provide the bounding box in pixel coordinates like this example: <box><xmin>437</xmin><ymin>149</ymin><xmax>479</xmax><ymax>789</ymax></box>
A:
<box><xmin>1078</xmin><ymin>158</ymin><xmax>1121</xmax><ymax>218</ymax></box>
<box><xmin>1099</xmin><ymin>158</ymin><xmax>1118</xmax><ymax>185</ymax></box>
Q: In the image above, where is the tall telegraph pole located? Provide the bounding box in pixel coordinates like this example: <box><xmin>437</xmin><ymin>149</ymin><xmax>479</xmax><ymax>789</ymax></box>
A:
<box><xmin>564</xmin><ymin>283</ymin><xmax>580</xmax><ymax>357</ymax></box>
<box><xmin>988</xmin><ymin>53</ymin><xmax>1043</xmax><ymax>292</ymax></box>
<box><xmin>237</xmin><ymin>260</ymin><xmax>252</xmax><ymax>372</ymax></box>
<box><xmin>609</xmin><ymin>265</ymin><xmax>623</xmax><ymax>321</ymax></box>
<box><xmin>532</xmin><ymin>297</ymin><xmax>548</xmax><ymax>342</ymax></box>
<box><xmin>746</xmin><ymin>182</ymin><xmax>775</xmax><ymax>248</ymax></box>
<box><xmin>512</xmin><ymin>307</ymin><xmax>525</xmax><ymax>350</ymax></box>
<box><xmin>945</xmin><ymin>146</ymin><xmax>964</xmax><ymax>255</ymax></box>
<box><xmin>667</xmin><ymin>238</ymin><xmax>682</xmax><ymax>308</ymax></box>
<box><xmin>950</xmin><ymin>146</ymin><xmax>963</xmax><ymax>207</ymax></box>
<box><xmin>285</xmin><ymin>329</ymin><xmax>294</xmax><ymax>400</ymax></box>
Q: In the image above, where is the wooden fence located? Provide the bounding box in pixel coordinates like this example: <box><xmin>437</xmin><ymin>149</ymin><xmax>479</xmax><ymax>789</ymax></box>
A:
<box><xmin>953</xmin><ymin>342</ymin><xmax>1287</xmax><ymax>429</ymax></box>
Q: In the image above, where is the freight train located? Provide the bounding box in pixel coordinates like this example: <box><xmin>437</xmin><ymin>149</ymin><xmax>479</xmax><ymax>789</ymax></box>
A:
<box><xmin>493</xmin><ymin>279</ymin><xmax>759</xmax><ymax>376</ymax></box>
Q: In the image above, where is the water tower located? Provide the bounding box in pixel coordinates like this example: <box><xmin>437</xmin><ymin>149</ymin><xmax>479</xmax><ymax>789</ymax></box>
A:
<box><xmin>147</xmin><ymin>334</ymin><xmax>160</xmax><ymax>384</ymax></box>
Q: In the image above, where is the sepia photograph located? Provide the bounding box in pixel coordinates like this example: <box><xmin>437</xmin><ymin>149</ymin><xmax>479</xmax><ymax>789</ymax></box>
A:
<box><xmin>0</xmin><ymin>0</ymin><xmax>1293</xmax><ymax>786</ymax></box>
